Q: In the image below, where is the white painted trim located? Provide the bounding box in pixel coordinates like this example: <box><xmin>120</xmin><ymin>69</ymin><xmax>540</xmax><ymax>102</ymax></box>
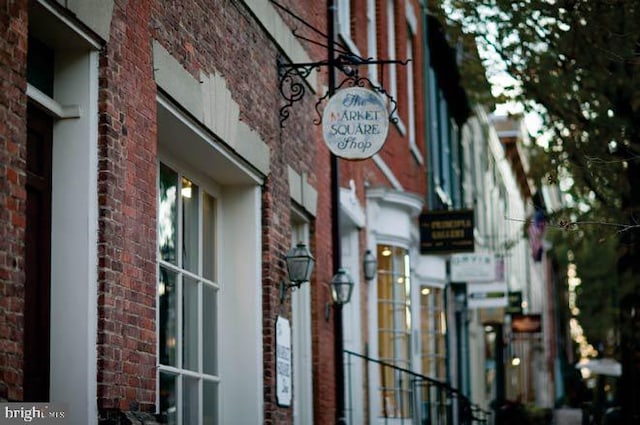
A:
<box><xmin>48</xmin><ymin>48</ymin><xmax>99</xmax><ymax>425</ymax></box>
<box><xmin>288</xmin><ymin>166</ymin><xmax>318</xmax><ymax>217</ymax></box>
<box><xmin>406</xmin><ymin>1</ymin><xmax>418</xmax><ymax>34</ymax></box>
<box><xmin>340</xmin><ymin>185</ymin><xmax>366</xmax><ymax>229</ymax></box>
<box><xmin>157</xmin><ymin>94</ymin><xmax>264</xmax><ymax>185</ymax></box>
<box><xmin>372</xmin><ymin>154</ymin><xmax>403</xmax><ymax>190</ymax></box>
<box><xmin>36</xmin><ymin>0</ymin><xmax>103</xmax><ymax>48</ymax></box>
<box><xmin>153</xmin><ymin>43</ymin><xmax>270</xmax><ymax>176</ymax></box>
<box><xmin>26</xmin><ymin>84</ymin><xmax>81</xmax><ymax>119</ymax></box>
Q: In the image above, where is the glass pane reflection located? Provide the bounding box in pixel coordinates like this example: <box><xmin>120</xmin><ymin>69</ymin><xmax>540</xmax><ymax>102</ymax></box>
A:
<box><xmin>159</xmin><ymin>372</ymin><xmax>177</xmax><ymax>425</ymax></box>
<box><xmin>159</xmin><ymin>164</ymin><xmax>177</xmax><ymax>264</ymax></box>
<box><xmin>182</xmin><ymin>177</ymin><xmax>199</xmax><ymax>273</ymax></box>
<box><xmin>159</xmin><ymin>267</ymin><xmax>177</xmax><ymax>367</ymax></box>
<box><xmin>183</xmin><ymin>276</ymin><xmax>199</xmax><ymax>371</ymax></box>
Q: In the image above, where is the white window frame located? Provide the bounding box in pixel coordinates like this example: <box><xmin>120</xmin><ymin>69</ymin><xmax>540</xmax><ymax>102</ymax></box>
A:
<box><xmin>376</xmin><ymin>244</ymin><xmax>412</xmax><ymax>418</ymax></box>
<box><xmin>157</xmin><ymin>160</ymin><xmax>222</xmax><ymax>425</ymax></box>
<box><xmin>157</xmin><ymin>96</ymin><xmax>263</xmax><ymax>424</ymax></box>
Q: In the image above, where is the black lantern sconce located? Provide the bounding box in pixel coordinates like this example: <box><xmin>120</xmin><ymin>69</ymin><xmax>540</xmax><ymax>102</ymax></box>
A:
<box><xmin>325</xmin><ymin>268</ymin><xmax>354</xmax><ymax>320</ymax></box>
<box><xmin>363</xmin><ymin>249</ymin><xmax>377</xmax><ymax>282</ymax></box>
<box><xmin>280</xmin><ymin>242</ymin><xmax>315</xmax><ymax>302</ymax></box>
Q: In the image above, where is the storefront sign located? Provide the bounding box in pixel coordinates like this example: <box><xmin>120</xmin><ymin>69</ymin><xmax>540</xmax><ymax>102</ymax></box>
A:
<box><xmin>420</xmin><ymin>209</ymin><xmax>474</xmax><ymax>254</ymax></box>
<box><xmin>467</xmin><ymin>282</ymin><xmax>508</xmax><ymax>309</ymax></box>
<box><xmin>506</xmin><ymin>291</ymin><xmax>523</xmax><ymax>315</ymax></box>
<box><xmin>450</xmin><ymin>253</ymin><xmax>496</xmax><ymax>282</ymax></box>
<box><xmin>276</xmin><ymin>316</ymin><xmax>292</xmax><ymax>406</ymax></box>
<box><xmin>322</xmin><ymin>87</ymin><xmax>389</xmax><ymax>160</ymax></box>
<box><xmin>511</xmin><ymin>314</ymin><xmax>542</xmax><ymax>333</ymax></box>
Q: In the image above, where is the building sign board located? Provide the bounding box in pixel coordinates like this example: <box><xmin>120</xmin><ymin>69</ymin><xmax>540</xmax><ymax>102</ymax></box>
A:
<box><xmin>276</xmin><ymin>316</ymin><xmax>292</xmax><ymax>407</ymax></box>
<box><xmin>322</xmin><ymin>87</ymin><xmax>389</xmax><ymax>160</ymax></box>
<box><xmin>506</xmin><ymin>291</ymin><xmax>523</xmax><ymax>315</ymax></box>
<box><xmin>467</xmin><ymin>282</ymin><xmax>508</xmax><ymax>309</ymax></box>
<box><xmin>419</xmin><ymin>209</ymin><xmax>474</xmax><ymax>254</ymax></box>
<box><xmin>511</xmin><ymin>314</ymin><xmax>542</xmax><ymax>333</ymax></box>
<box><xmin>450</xmin><ymin>253</ymin><xmax>496</xmax><ymax>282</ymax></box>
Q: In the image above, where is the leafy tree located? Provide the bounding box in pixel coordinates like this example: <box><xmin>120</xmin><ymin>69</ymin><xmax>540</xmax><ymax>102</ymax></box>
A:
<box><xmin>439</xmin><ymin>0</ymin><xmax>640</xmax><ymax>421</ymax></box>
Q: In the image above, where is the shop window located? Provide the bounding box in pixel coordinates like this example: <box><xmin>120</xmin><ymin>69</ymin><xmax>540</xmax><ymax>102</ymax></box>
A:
<box><xmin>158</xmin><ymin>163</ymin><xmax>219</xmax><ymax>424</ymax></box>
<box><xmin>420</xmin><ymin>286</ymin><xmax>447</xmax><ymax>380</ymax></box>
<box><xmin>377</xmin><ymin>245</ymin><xmax>412</xmax><ymax>418</ymax></box>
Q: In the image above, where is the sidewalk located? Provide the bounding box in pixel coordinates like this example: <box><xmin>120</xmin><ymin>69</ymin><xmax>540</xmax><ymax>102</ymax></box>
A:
<box><xmin>553</xmin><ymin>408</ymin><xmax>582</xmax><ymax>425</ymax></box>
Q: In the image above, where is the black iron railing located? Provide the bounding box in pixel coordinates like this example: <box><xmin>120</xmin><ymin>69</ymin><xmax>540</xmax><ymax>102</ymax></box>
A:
<box><xmin>344</xmin><ymin>350</ymin><xmax>492</xmax><ymax>425</ymax></box>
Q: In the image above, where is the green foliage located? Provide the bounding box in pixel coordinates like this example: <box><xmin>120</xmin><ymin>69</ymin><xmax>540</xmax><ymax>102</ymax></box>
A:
<box><xmin>443</xmin><ymin>0</ymin><xmax>640</xmax><ymax>355</ymax></box>
<box><xmin>443</xmin><ymin>0</ymin><xmax>640</xmax><ymax>218</ymax></box>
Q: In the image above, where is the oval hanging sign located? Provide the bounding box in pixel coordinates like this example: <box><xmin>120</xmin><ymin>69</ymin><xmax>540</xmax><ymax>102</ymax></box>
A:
<box><xmin>322</xmin><ymin>87</ymin><xmax>390</xmax><ymax>160</ymax></box>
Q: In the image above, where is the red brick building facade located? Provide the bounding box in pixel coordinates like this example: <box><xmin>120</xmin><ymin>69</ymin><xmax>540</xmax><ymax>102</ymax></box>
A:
<box><xmin>0</xmin><ymin>0</ymin><xmax>444</xmax><ymax>423</ymax></box>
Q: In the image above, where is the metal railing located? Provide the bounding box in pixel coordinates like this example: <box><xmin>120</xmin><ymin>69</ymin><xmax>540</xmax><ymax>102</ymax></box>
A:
<box><xmin>345</xmin><ymin>350</ymin><xmax>491</xmax><ymax>425</ymax></box>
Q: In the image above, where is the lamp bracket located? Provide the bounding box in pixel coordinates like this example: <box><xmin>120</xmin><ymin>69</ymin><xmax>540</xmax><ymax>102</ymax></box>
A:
<box><xmin>271</xmin><ymin>0</ymin><xmax>409</xmax><ymax>128</ymax></box>
<box><xmin>279</xmin><ymin>279</ymin><xmax>305</xmax><ymax>303</ymax></box>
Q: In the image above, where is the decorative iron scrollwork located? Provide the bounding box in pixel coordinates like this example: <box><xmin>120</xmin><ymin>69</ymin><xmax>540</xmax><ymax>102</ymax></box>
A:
<box><xmin>277</xmin><ymin>59</ymin><xmax>321</xmax><ymax>128</ymax></box>
<box><xmin>278</xmin><ymin>56</ymin><xmax>409</xmax><ymax>128</ymax></box>
<box><xmin>313</xmin><ymin>70</ymin><xmax>401</xmax><ymax>126</ymax></box>
<box><xmin>271</xmin><ymin>0</ymin><xmax>409</xmax><ymax>128</ymax></box>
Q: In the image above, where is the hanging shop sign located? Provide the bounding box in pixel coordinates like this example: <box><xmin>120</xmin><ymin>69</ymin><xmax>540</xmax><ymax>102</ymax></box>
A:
<box><xmin>322</xmin><ymin>87</ymin><xmax>390</xmax><ymax>160</ymax></box>
<box><xmin>420</xmin><ymin>209</ymin><xmax>474</xmax><ymax>254</ymax></box>
<box><xmin>506</xmin><ymin>291</ymin><xmax>523</xmax><ymax>315</ymax></box>
<box><xmin>450</xmin><ymin>252</ymin><xmax>496</xmax><ymax>282</ymax></box>
<box><xmin>511</xmin><ymin>314</ymin><xmax>542</xmax><ymax>333</ymax></box>
<box><xmin>467</xmin><ymin>282</ymin><xmax>508</xmax><ymax>309</ymax></box>
<box><xmin>276</xmin><ymin>316</ymin><xmax>292</xmax><ymax>407</ymax></box>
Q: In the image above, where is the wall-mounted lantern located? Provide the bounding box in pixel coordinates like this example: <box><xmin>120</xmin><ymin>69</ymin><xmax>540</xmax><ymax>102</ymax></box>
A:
<box><xmin>280</xmin><ymin>242</ymin><xmax>314</xmax><ymax>302</ymax></box>
<box><xmin>325</xmin><ymin>268</ymin><xmax>354</xmax><ymax>321</ymax></box>
<box><xmin>363</xmin><ymin>249</ymin><xmax>377</xmax><ymax>282</ymax></box>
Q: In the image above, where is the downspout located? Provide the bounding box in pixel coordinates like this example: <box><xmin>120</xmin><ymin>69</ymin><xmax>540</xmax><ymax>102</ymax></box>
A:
<box><xmin>421</xmin><ymin>4</ymin><xmax>434</xmax><ymax>210</ymax></box>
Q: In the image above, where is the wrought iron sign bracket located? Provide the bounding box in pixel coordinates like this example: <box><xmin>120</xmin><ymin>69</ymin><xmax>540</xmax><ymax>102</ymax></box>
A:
<box><xmin>271</xmin><ymin>0</ymin><xmax>409</xmax><ymax>128</ymax></box>
<box><xmin>277</xmin><ymin>55</ymin><xmax>409</xmax><ymax>128</ymax></box>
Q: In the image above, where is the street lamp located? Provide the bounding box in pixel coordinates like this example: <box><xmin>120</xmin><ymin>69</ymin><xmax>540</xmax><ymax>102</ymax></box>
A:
<box><xmin>363</xmin><ymin>249</ymin><xmax>377</xmax><ymax>281</ymax></box>
<box><xmin>280</xmin><ymin>242</ymin><xmax>314</xmax><ymax>302</ymax></box>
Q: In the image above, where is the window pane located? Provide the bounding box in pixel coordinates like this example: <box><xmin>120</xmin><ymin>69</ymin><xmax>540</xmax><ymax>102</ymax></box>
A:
<box><xmin>203</xmin><ymin>284</ymin><xmax>218</xmax><ymax>375</ymax></box>
<box><xmin>202</xmin><ymin>193</ymin><xmax>216</xmax><ymax>281</ymax></box>
<box><xmin>159</xmin><ymin>164</ymin><xmax>178</xmax><ymax>264</ymax></box>
<box><xmin>183</xmin><ymin>375</ymin><xmax>199</xmax><ymax>425</ymax></box>
<box><xmin>159</xmin><ymin>267</ymin><xmax>177</xmax><ymax>367</ymax></box>
<box><xmin>182</xmin><ymin>177</ymin><xmax>199</xmax><ymax>273</ymax></box>
<box><xmin>183</xmin><ymin>277</ymin><xmax>199</xmax><ymax>371</ymax></box>
<box><xmin>203</xmin><ymin>380</ymin><xmax>218</xmax><ymax>425</ymax></box>
<box><xmin>159</xmin><ymin>372</ymin><xmax>177</xmax><ymax>425</ymax></box>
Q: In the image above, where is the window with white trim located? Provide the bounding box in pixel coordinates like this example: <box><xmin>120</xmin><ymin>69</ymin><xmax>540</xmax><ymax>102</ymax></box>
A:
<box><xmin>158</xmin><ymin>162</ymin><xmax>219</xmax><ymax>424</ymax></box>
<box><xmin>377</xmin><ymin>244</ymin><xmax>411</xmax><ymax>418</ymax></box>
<box><xmin>420</xmin><ymin>285</ymin><xmax>446</xmax><ymax>381</ymax></box>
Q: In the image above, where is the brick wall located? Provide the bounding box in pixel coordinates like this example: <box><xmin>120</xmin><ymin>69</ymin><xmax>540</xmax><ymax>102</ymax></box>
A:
<box><xmin>98</xmin><ymin>0</ymin><xmax>336</xmax><ymax>421</ymax></box>
<box><xmin>96</xmin><ymin>0</ymin><xmax>158</xmax><ymax>414</ymax></box>
<box><xmin>0</xmin><ymin>0</ymin><xmax>28</xmax><ymax>402</ymax></box>
<box><xmin>0</xmin><ymin>0</ymin><xmax>340</xmax><ymax>421</ymax></box>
